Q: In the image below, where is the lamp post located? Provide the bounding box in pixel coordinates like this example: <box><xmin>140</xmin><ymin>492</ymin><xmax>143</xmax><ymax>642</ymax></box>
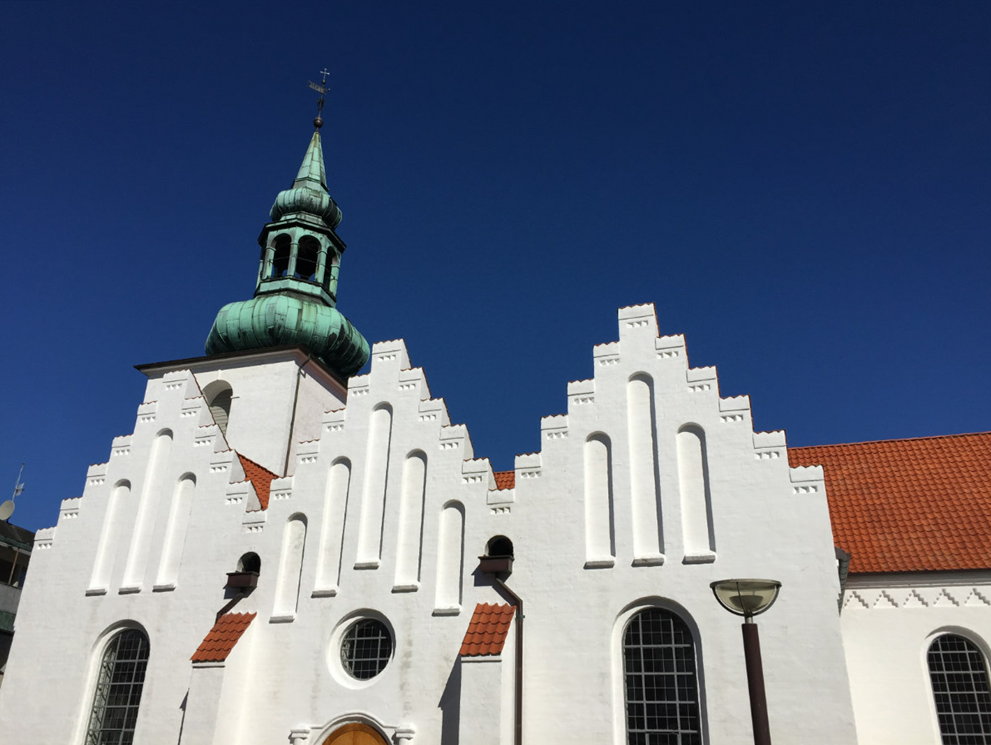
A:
<box><xmin>710</xmin><ymin>579</ymin><xmax>782</xmax><ymax>745</ymax></box>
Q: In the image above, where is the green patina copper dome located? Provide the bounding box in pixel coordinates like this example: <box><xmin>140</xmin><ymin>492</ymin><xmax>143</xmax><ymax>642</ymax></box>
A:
<box><xmin>205</xmin><ymin>126</ymin><xmax>369</xmax><ymax>377</ymax></box>
<box><xmin>206</xmin><ymin>294</ymin><xmax>369</xmax><ymax>377</ymax></box>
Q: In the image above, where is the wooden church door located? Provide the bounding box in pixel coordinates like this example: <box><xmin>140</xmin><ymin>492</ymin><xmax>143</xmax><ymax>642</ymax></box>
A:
<box><xmin>323</xmin><ymin>722</ymin><xmax>388</xmax><ymax>745</ymax></box>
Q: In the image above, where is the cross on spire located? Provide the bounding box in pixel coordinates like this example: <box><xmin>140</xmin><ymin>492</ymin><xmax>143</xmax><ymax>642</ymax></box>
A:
<box><xmin>308</xmin><ymin>68</ymin><xmax>331</xmax><ymax>129</ymax></box>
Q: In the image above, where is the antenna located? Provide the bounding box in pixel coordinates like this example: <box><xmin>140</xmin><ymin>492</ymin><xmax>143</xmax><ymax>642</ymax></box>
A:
<box><xmin>3</xmin><ymin>463</ymin><xmax>23</xmax><ymax>521</ymax></box>
<box><xmin>12</xmin><ymin>462</ymin><xmax>24</xmax><ymax>500</ymax></box>
<box><xmin>308</xmin><ymin>68</ymin><xmax>331</xmax><ymax>130</ymax></box>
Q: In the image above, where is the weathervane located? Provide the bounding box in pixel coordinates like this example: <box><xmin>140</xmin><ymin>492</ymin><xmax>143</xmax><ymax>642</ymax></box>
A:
<box><xmin>308</xmin><ymin>68</ymin><xmax>331</xmax><ymax>130</ymax></box>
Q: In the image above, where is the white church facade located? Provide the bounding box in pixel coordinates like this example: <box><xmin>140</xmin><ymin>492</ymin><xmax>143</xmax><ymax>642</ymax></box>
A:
<box><xmin>1</xmin><ymin>110</ymin><xmax>990</xmax><ymax>745</ymax></box>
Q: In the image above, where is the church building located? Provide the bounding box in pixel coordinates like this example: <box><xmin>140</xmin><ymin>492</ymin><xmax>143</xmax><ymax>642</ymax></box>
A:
<box><xmin>1</xmin><ymin>104</ymin><xmax>990</xmax><ymax>745</ymax></box>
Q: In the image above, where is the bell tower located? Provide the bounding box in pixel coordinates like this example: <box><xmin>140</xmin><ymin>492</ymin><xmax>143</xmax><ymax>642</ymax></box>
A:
<box><xmin>205</xmin><ymin>72</ymin><xmax>370</xmax><ymax>378</ymax></box>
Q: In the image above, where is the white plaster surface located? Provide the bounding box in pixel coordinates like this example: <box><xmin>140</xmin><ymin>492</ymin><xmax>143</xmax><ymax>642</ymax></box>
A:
<box><xmin>841</xmin><ymin>573</ymin><xmax>991</xmax><ymax>744</ymax></box>
<box><xmin>0</xmin><ymin>305</ymin><xmax>939</xmax><ymax>745</ymax></box>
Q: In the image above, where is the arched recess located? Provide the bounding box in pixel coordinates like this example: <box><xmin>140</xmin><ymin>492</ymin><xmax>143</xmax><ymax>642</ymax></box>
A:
<box><xmin>272</xmin><ymin>513</ymin><xmax>307</xmax><ymax>619</ymax></box>
<box><xmin>295</xmin><ymin>235</ymin><xmax>321</xmax><ymax>281</ymax></box>
<box><xmin>584</xmin><ymin>432</ymin><xmax>616</xmax><ymax>566</ymax></box>
<box><xmin>88</xmin><ymin>480</ymin><xmax>131</xmax><ymax>593</ymax></box>
<box><xmin>122</xmin><ymin>429</ymin><xmax>173</xmax><ymax>590</ymax></box>
<box><xmin>314</xmin><ymin>458</ymin><xmax>352</xmax><ymax>595</ymax></box>
<box><xmin>434</xmin><ymin>500</ymin><xmax>465</xmax><ymax>614</ymax></box>
<box><xmin>203</xmin><ymin>380</ymin><xmax>233</xmax><ymax>437</ymax></box>
<box><xmin>677</xmin><ymin>424</ymin><xmax>716</xmax><ymax>561</ymax></box>
<box><xmin>394</xmin><ymin>450</ymin><xmax>428</xmax><ymax>589</ymax></box>
<box><xmin>356</xmin><ymin>404</ymin><xmax>393</xmax><ymax>567</ymax></box>
<box><xmin>626</xmin><ymin>374</ymin><xmax>664</xmax><ymax>562</ymax></box>
<box><xmin>270</xmin><ymin>233</ymin><xmax>291</xmax><ymax>277</ymax></box>
<box><xmin>612</xmin><ymin>598</ymin><xmax>709</xmax><ymax>745</ymax></box>
<box><xmin>154</xmin><ymin>473</ymin><xmax>196</xmax><ymax>589</ymax></box>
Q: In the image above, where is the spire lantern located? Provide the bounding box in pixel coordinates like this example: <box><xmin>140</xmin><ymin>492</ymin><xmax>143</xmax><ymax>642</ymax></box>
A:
<box><xmin>204</xmin><ymin>72</ymin><xmax>369</xmax><ymax>378</ymax></box>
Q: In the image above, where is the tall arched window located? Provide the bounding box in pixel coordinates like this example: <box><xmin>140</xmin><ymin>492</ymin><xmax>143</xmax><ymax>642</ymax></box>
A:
<box><xmin>86</xmin><ymin>628</ymin><xmax>150</xmax><ymax>744</ymax></box>
<box><xmin>928</xmin><ymin>633</ymin><xmax>991</xmax><ymax>743</ymax></box>
<box><xmin>623</xmin><ymin>608</ymin><xmax>702</xmax><ymax>744</ymax></box>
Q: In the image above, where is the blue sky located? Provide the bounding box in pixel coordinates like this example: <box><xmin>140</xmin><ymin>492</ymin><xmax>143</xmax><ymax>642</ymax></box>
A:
<box><xmin>2</xmin><ymin>2</ymin><xmax>990</xmax><ymax>532</ymax></box>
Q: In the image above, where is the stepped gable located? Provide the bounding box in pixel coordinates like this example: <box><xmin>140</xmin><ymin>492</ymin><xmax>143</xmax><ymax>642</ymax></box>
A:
<box><xmin>460</xmin><ymin>603</ymin><xmax>516</xmax><ymax>657</ymax></box>
<box><xmin>236</xmin><ymin>453</ymin><xmax>278</xmax><ymax>510</ymax></box>
<box><xmin>789</xmin><ymin>432</ymin><xmax>991</xmax><ymax>574</ymax></box>
<box><xmin>191</xmin><ymin>612</ymin><xmax>257</xmax><ymax>662</ymax></box>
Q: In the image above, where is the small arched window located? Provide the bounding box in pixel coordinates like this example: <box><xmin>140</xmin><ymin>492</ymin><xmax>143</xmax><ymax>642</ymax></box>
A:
<box><xmin>271</xmin><ymin>235</ymin><xmax>291</xmax><ymax>278</ymax></box>
<box><xmin>206</xmin><ymin>386</ymin><xmax>233</xmax><ymax>437</ymax></box>
<box><xmin>623</xmin><ymin>608</ymin><xmax>702</xmax><ymax>744</ymax></box>
<box><xmin>295</xmin><ymin>236</ymin><xmax>320</xmax><ymax>282</ymax></box>
<box><xmin>86</xmin><ymin>628</ymin><xmax>150</xmax><ymax>744</ymax></box>
<box><xmin>486</xmin><ymin>535</ymin><xmax>514</xmax><ymax>558</ymax></box>
<box><xmin>237</xmin><ymin>552</ymin><xmax>261</xmax><ymax>574</ymax></box>
<box><xmin>928</xmin><ymin>633</ymin><xmax>991</xmax><ymax>742</ymax></box>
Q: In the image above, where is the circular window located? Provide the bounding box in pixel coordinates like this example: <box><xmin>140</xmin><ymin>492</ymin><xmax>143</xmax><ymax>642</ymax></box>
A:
<box><xmin>340</xmin><ymin>619</ymin><xmax>393</xmax><ymax>680</ymax></box>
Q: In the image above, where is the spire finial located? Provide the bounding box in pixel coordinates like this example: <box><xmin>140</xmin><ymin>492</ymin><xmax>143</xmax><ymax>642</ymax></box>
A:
<box><xmin>308</xmin><ymin>68</ymin><xmax>331</xmax><ymax>129</ymax></box>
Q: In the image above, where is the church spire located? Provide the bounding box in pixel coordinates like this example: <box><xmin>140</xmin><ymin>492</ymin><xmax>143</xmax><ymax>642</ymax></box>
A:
<box><xmin>291</xmin><ymin>131</ymin><xmax>328</xmax><ymax>193</ymax></box>
<box><xmin>204</xmin><ymin>73</ymin><xmax>369</xmax><ymax>378</ymax></box>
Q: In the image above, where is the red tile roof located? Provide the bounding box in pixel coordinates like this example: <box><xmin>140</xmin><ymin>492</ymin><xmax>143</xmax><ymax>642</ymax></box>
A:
<box><xmin>191</xmin><ymin>612</ymin><xmax>256</xmax><ymax>662</ymax></box>
<box><xmin>460</xmin><ymin>603</ymin><xmax>516</xmax><ymax>657</ymax></box>
<box><xmin>494</xmin><ymin>471</ymin><xmax>515</xmax><ymax>490</ymax></box>
<box><xmin>789</xmin><ymin>432</ymin><xmax>991</xmax><ymax>574</ymax></box>
<box><xmin>237</xmin><ymin>453</ymin><xmax>278</xmax><ymax>510</ymax></box>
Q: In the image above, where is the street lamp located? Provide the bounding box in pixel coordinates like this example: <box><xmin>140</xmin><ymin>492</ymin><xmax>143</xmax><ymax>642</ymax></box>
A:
<box><xmin>710</xmin><ymin>579</ymin><xmax>782</xmax><ymax>745</ymax></box>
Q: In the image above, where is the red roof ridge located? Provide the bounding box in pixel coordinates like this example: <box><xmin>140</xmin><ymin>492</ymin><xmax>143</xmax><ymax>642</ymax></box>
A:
<box><xmin>790</xmin><ymin>430</ymin><xmax>991</xmax><ymax>451</ymax></box>
<box><xmin>191</xmin><ymin>612</ymin><xmax>257</xmax><ymax>663</ymax></box>
<box><xmin>460</xmin><ymin>603</ymin><xmax>516</xmax><ymax>657</ymax></box>
<box><xmin>236</xmin><ymin>452</ymin><xmax>278</xmax><ymax>476</ymax></box>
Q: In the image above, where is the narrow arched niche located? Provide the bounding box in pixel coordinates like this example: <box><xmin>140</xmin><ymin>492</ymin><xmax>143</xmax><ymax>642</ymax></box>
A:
<box><xmin>203</xmin><ymin>381</ymin><xmax>233</xmax><ymax>436</ymax></box>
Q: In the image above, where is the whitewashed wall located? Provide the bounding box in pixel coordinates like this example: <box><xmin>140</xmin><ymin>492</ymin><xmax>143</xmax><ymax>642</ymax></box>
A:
<box><xmin>0</xmin><ymin>306</ymin><xmax>869</xmax><ymax>744</ymax></box>
<box><xmin>841</xmin><ymin>572</ymin><xmax>991</xmax><ymax>744</ymax></box>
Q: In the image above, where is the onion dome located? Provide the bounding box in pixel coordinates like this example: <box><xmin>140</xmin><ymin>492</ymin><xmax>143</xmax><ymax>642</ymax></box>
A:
<box><xmin>206</xmin><ymin>294</ymin><xmax>369</xmax><ymax>377</ymax></box>
<box><xmin>269</xmin><ymin>131</ymin><xmax>342</xmax><ymax>228</ymax></box>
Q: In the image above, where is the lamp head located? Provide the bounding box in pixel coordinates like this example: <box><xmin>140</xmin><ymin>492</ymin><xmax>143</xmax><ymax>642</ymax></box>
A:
<box><xmin>710</xmin><ymin>579</ymin><xmax>781</xmax><ymax>620</ymax></box>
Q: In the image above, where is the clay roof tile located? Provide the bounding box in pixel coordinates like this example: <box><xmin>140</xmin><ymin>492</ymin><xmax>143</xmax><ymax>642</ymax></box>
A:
<box><xmin>493</xmin><ymin>471</ymin><xmax>515</xmax><ymax>490</ymax></box>
<box><xmin>237</xmin><ymin>453</ymin><xmax>278</xmax><ymax>510</ymax></box>
<box><xmin>191</xmin><ymin>612</ymin><xmax>257</xmax><ymax>663</ymax></box>
<box><xmin>789</xmin><ymin>432</ymin><xmax>991</xmax><ymax>574</ymax></box>
<box><xmin>460</xmin><ymin>603</ymin><xmax>516</xmax><ymax>657</ymax></box>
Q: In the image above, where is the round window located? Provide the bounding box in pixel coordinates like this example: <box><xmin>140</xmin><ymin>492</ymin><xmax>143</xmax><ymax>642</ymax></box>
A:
<box><xmin>340</xmin><ymin>619</ymin><xmax>393</xmax><ymax>680</ymax></box>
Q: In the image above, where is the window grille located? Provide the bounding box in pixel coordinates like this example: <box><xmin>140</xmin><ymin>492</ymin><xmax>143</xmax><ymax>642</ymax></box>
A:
<box><xmin>623</xmin><ymin>608</ymin><xmax>702</xmax><ymax>745</ymax></box>
<box><xmin>928</xmin><ymin>633</ymin><xmax>991</xmax><ymax>744</ymax></box>
<box><xmin>341</xmin><ymin>619</ymin><xmax>392</xmax><ymax>680</ymax></box>
<box><xmin>86</xmin><ymin>629</ymin><xmax>150</xmax><ymax>745</ymax></box>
